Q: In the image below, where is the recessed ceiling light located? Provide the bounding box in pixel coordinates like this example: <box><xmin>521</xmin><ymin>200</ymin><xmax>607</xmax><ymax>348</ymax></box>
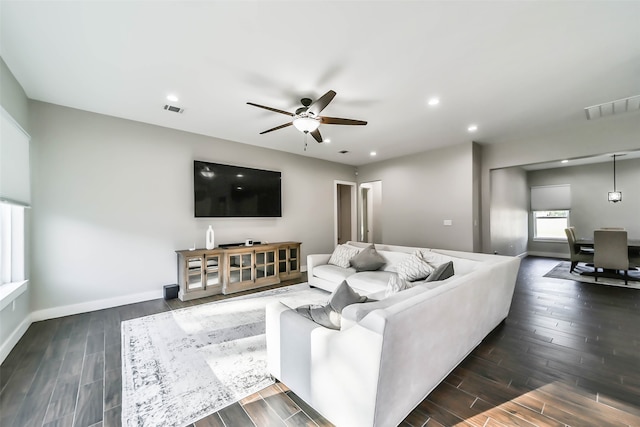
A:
<box><xmin>370</xmin><ymin>151</ymin><xmax>377</xmax><ymax>156</ymax></box>
<box><xmin>467</xmin><ymin>124</ymin><xmax>478</xmax><ymax>132</ymax></box>
<box><xmin>428</xmin><ymin>97</ymin><xmax>440</xmax><ymax>106</ymax></box>
<box><xmin>167</xmin><ymin>94</ymin><xmax>179</xmax><ymax>102</ymax></box>
<box><xmin>561</xmin><ymin>160</ymin><xmax>569</xmax><ymax>164</ymax></box>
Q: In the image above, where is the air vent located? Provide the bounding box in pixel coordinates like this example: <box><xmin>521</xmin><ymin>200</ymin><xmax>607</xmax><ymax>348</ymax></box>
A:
<box><xmin>163</xmin><ymin>104</ymin><xmax>184</xmax><ymax>114</ymax></box>
<box><xmin>339</xmin><ymin>150</ymin><xmax>349</xmax><ymax>154</ymax></box>
<box><xmin>584</xmin><ymin>94</ymin><xmax>640</xmax><ymax>120</ymax></box>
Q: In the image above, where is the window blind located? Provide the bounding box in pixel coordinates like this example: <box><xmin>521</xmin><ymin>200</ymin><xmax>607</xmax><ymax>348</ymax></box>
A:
<box><xmin>530</xmin><ymin>184</ymin><xmax>571</xmax><ymax>211</ymax></box>
<box><xmin>0</xmin><ymin>107</ymin><xmax>31</xmax><ymax>207</ymax></box>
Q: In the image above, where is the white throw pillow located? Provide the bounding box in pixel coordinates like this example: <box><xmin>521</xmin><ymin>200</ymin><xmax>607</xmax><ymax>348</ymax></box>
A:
<box><xmin>396</xmin><ymin>250</ymin><xmax>434</xmax><ymax>281</ymax></box>
<box><xmin>385</xmin><ymin>274</ymin><xmax>409</xmax><ymax>297</ymax></box>
<box><xmin>328</xmin><ymin>244</ymin><xmax>361</xmax><ymax>269</ymax></box>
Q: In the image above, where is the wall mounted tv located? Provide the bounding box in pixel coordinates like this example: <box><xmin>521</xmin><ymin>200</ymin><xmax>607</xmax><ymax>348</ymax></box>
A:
<box><xmin>194</xmin><ymin>160</ymin><xmax>282</xmax><ymax>218</ymax></box>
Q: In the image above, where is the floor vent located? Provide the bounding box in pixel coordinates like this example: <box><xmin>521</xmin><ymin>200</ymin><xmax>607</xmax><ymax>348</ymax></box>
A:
<box><xmin>584</xmin><ymin>94</ymin><xmax>640</xmax><ymax>120</ymax></box>
<box><xmin>163</xmin><ymin>104</ymin><xmax>184</xmax><ymax>114</ymax></box>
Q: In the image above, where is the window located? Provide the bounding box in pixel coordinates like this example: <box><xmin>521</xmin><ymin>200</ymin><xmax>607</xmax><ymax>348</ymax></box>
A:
<box><xmin>533</xmin><ymin>210</ymin><xmax>569</xmax><ymax>240</ymax></box>
<box><xmin>1</xmin><ymin>203</ymin><xmax>25</xmax><ymax>284</ymax></box>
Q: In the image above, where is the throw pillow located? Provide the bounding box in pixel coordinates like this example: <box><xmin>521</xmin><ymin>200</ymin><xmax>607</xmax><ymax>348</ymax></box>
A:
<box><xmin>396</xmin><ymin>250</ymin><xmax>434</xmax><ymax>281</ymax></box>
<box><xmin>295</xmin><ymin>280</ymin><xmax>368</xmax><ymax>329</ymax></box>
<box><xmin>385</xmin><ymin>274</ymin><xmax>409</xmax><ymax>298</ymax></box>
<box><xmin>350</xmin><ymin>244</ymin><xmax>386</xmax><ymax>272</ymax></box>
<box><xmin>425</xmin><ymin>261</ymin><xmax>455</xmax><ymax>282</ymax></box>
<box><xmin>328</xmin><ymin>244</ymin><xmax>361</xmax><ymax>269</ymax></box>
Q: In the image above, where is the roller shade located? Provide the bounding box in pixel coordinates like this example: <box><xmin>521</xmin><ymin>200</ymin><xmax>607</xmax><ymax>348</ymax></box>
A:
<box><xmin>530</xmin><ymin>184</ymin><xmax>570</xmax><ymax>211</ymax></box>
<box><xmin>0</xmin><ymin>107</ymin><xmax>30</xmax><ymax>207</ymax></box>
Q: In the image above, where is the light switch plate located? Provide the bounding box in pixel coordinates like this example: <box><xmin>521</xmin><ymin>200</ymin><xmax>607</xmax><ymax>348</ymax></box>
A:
<box><xmin>443</xmin><ymin>219</ymin><xmax>453</xmax><ymax>226</ymax></box>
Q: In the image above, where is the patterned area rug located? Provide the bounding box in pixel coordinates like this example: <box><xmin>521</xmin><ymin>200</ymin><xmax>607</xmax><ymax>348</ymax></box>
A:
<box><xmin>121</xmin><ymin>283</ymin><xmax>329</xmax><ymax>427</ymax></box>
<box><xmin>544</xmin><ymin>261</ymin><xmax>640</xmax><ymax>290</ymax></box>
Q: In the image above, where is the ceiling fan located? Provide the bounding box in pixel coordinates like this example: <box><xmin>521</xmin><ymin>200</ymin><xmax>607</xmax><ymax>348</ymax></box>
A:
<box><xmin>247</xmin><ymin>90</ymin><xmax>367</xmax><ymax>144</ymax></box>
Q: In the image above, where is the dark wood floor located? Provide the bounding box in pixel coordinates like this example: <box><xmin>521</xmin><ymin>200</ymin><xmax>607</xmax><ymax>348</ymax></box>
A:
<box><xmin>1</xmin><ymin>256</ymin><xmax>639</xmax><ymax>427</ymax></box>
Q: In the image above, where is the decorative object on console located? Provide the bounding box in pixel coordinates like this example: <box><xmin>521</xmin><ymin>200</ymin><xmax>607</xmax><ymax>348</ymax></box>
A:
<box><xmin>205</xmin><ymin>225</ymin><xmax>215</xmax><ymax>249</ymax></box>
<box><xmin>608</xmin><ymin>154</ymin><xmax>624</xmax><ymax>203</ymax></box>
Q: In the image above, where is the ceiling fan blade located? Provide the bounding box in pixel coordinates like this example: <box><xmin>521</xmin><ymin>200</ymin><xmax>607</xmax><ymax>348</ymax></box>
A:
<box><xmin>320</xmin><ymin>116</ymin><xmax>368</xmax><ymax>126</ymax></box>
<box><xmin>259</xmin><ymin>122</ymin><xmax>293</xmax><ymax>134</ymax></box>
<box><xmin>247</xmin><ymin>102</ymin><xmax>294</xmax><ymax>116</ymax></box>
<box><xmin>307</xmin><ymin>90</ymin><xmax>336</xmax><ymax>116</ymax></box>
<box><xmin>310</xmin><ymin>129</ymin><xmax>323</xmax><ymax>143</ymax></box>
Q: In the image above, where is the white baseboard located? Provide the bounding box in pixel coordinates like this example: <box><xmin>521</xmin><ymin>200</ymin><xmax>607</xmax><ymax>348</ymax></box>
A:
<box><xmin>516</xmin><ymin>252</ymin><xmax>528</xmax><ymax>259</ymax></box>
<box><xmin>31</xmin><ymin>290</ymin><xmax>163</xmax><ymax>322</ymax></box>
<box><xmin>527</xmin><ymin>251</ymin><xmax>568</xmax><ymax>259</ymax></box>
<box><xmin>0</xmin><ymin>315</ymin><xmax>32</xmax><ymax>364</ymax></box>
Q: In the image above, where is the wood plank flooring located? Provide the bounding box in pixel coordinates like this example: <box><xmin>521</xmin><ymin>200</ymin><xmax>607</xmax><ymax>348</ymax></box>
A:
<box><xmin>1</xmin><ymin>257</ymin><xmax>639</xmax><ymax>426</ymax></box>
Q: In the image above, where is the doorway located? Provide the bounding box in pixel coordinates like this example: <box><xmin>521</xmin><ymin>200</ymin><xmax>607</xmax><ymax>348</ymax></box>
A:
<box><xmin>359</xmin><ymin>181</ymin><xmax>382</xmax><ymax>243</ymax></box>
<box><xmin>334</xmin><ymin>181</ymin><xmax>357</xmax><ymax>246</ymax></box>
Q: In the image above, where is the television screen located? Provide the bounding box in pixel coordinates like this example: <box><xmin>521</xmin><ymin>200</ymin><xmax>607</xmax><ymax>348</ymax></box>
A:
<box><xmin>194</xmin><ymin>161</ymin><xmax>282</xmax><ymax>217</ymax></box>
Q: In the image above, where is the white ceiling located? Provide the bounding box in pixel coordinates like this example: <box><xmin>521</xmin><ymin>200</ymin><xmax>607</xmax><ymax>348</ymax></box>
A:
<box><xmin>1</xmin><ymin>1</ymin><xmax>639</xmax><ymax>166</ymax></box>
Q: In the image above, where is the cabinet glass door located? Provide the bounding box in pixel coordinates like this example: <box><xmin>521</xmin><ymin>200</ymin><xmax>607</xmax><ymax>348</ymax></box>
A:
<box><xmin>205</xmin><ymin>254</ymin><xmax>220</xmax><ymax>287</ymax></box>
<box><xmin>229</xmin><ymin>252</ymin><xmax>253</xmax><ymax>284</ymax></box>
<box><xmin>256</xmin><ymin>250</ymin><xmax>277</xmax><ymax>279</ymax></box>
<box><xmin>278</xmin><ymin>249</ymin><xmax>287</xmax><ymax>274</ymax></box>
<box><xmin>186</xmin><ymin>256</ymin><xmax>204</xmax><ymax>291</ymax></box>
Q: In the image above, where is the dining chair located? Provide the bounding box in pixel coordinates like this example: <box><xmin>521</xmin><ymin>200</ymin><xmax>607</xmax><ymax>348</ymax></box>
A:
<box><xmin>565</xmin><ymin>228</ymin><xmax>594</xmax><ymax>273</ymax></box>
<box><xmin>567</xmin><ymin>226</ymin><xmax>594</xmax><ymax>254</ymax></box>
<box><xmin>593</xmin><ymin>230</ymin><xmax>630</xmax><ymax>285</ymax></box>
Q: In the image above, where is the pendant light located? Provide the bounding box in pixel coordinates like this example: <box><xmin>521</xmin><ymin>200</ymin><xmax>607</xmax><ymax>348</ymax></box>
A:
<box><xmin>607</xmin><ymin>154</ymin><xmax>622</xmax><ymax>203</ymax></box>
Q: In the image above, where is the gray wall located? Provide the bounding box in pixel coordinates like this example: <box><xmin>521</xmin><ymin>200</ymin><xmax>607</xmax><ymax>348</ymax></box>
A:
<box><xmin>490</xmin><ymin>167</ymin><xmax>528</xmax><ymax>256</ymax></box>
<box><xmin>357</xmin><ymin>142</ymin><xmax>476</xmax><ymax>251</ymax></box>
<box><xmin>0</xmin><ymin>57</ymin><xmax>31</xmax><ymax>358</ymax></box>
<box><xmin>481</xmin><ymin>113</ymin><xmax>640</xmax><ymax>254</ymax></box>
<box><xmin>29</xmin><ymin>101</ymin><xmax>355</xmax><ymax>315</ymax></box>
<box><xmin>527</xmin><ymin>157</ymin><xmax>640</xmax><ymax>257</ymax></box>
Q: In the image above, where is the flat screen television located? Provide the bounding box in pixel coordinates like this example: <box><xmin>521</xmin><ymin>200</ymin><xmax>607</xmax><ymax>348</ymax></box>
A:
<box><xmin>194</xmin><ymin>160</ymin><xmax>282</xmax><ymax>217</ymax></box>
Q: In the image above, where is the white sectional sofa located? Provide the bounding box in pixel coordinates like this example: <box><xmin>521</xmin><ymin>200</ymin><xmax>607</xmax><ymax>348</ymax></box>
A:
<box><xmin>307</xmin><ymin>241</ymin><xmax>481</xmax><ymax>297</ymax></box>
<box><xmin>265</xmin><ymin>242</ymin><xmax>521</xmax><ymax>427</ymax></box>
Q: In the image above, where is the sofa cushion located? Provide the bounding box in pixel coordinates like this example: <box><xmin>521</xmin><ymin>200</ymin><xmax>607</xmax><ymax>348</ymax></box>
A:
<box><xmin>396</xmin><ymin>250</ymin><xmax>434</xmax><ymax>281</ymax></box>
<box><xmin>347</xmin><ymin>271</ymin><xmax>396</xmax><ymax>294</ymax></box>
<box><xmin>313</xmin><ymin>264</ymin><xmax>356</xmax><ymax>283</ymax></box>
<box><xmin>425</xmin><ymin>261</ymin><xmax>455</xmax><ymax>282</ymax></box>
<box><xmin>328</xmin><ymin>244</ymin><xmax>361</xmax><ymax>268</ymax></box>
<box><xmin>350</xmin><ymin>244</ymin><xmax>386</xmax><ymax>272</ymax></box>
<box><xmin>295</xmin><ymin>281</ymin><xmax>368</xmax><ymax>329</ymax></box>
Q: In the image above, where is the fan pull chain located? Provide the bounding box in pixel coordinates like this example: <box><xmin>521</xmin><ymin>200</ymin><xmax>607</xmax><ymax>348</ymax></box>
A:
<box><xmin>304</xmin><ymin>133</ymin><xmax>308</xmax><ymax>151</ymax></box>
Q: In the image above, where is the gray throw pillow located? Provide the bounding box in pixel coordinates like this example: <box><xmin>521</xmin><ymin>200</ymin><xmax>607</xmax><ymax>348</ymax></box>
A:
<box><xmin>295</xmin><ymin>280</ymin><xmax>368</xmax><ymax>329</ymax></box>
<box><xmin>350</xmin><ymin>244</ymin><xmax>386</xmax><ymax>272</ymax></box>
<box><xmin>425</xmin><ymin>261</ymin><xmax>454</xmax><ymax>282</ymax></box>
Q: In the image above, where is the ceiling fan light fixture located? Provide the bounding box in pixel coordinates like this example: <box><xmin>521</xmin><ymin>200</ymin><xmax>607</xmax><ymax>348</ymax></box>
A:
<box><xmin>293</xmin><ymin>116</ymin><xmax>320</xmax><ymax>133</ymax></box>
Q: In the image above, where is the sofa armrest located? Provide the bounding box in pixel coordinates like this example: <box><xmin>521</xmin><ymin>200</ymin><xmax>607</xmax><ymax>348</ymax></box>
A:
<box><xmin>265</xmin><ymin>300</ymin><xmax>384</xmax><ymax>427</ymax></box>
<box><xmin>307</xmin><ymin>254</ymin><xmax>331</xmax><ymax>277</ymax></box>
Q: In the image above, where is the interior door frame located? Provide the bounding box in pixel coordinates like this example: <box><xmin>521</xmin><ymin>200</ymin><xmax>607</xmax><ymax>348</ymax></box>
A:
<box><xmin>334</xmin><ymin>180</ymin><xmax>357</xmax><ymax>247</ymax></box>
